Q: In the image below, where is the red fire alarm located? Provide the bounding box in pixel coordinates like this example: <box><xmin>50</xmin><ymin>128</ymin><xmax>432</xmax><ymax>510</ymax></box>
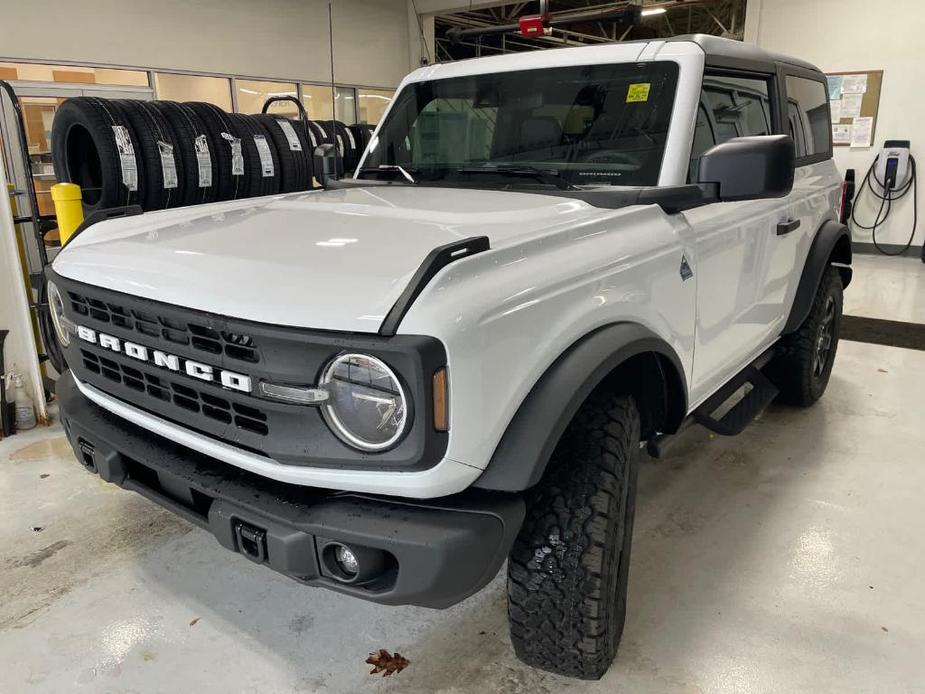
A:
<box><xmin>519</xmin><ymin>15</ymin><xmax>548</xmax><ymax>37</ymax></box>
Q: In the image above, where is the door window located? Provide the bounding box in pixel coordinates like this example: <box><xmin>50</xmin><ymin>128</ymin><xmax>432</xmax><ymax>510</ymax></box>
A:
<box><xmin>688</xmin><ymin>74</ymin><xmax>772</xmax><ymax>181</ymax></box>
<box><xmin>784</xmin><ymin>75</ymin><xmax>830</xmax><ymax>160</ymax></box>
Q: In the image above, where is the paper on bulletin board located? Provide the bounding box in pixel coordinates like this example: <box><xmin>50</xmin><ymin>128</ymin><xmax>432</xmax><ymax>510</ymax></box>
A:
<box><xmin>830</xmin><ymin>99</ymin><xmax>842</xmax><ymax>123</ymax></box>
<box><xmin>850</xmin><ymin>117</ymin><xmax>873</xmax><ymax>147</ymax></box>
<box><xmin>827</xmin><ymin>75</ymin><xmax>843</xmax><ymax>100</ymax></box>
<box><xmin>841</xmin><ymin>74</ymin><xmax>868</xmax><ymax>94</ymax></box>
<box><xmin>832</xmin><ymin>124</ymin><xmax>852</xmax><ymax>145</ymax></box>
<box><xmin>840</xmin><ymin>93</ymin><xmax>863</xmax><ymax>119</ymax></box>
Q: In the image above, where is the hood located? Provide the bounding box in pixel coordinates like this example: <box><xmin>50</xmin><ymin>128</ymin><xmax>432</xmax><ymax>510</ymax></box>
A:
<box><xmin>52</xmin><ymin>186</ymin><xmax>611</xmax><ymax>332</ymax></box>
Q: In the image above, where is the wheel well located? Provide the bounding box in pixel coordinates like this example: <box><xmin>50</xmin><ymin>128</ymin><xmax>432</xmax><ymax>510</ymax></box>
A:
<box><xmin>830</xmin><ymin>232</ymin><xmax>853</xmax><ymax>288</ymax></box>
<box><xmin>475</xmin><ymin>324</ymin><xmax>689</xmax><ymax>493</ymax></box>
<box><xmin>596</xmin><ymin>351</ymin><xmax>686</xmax><ymax>440</ymax></box>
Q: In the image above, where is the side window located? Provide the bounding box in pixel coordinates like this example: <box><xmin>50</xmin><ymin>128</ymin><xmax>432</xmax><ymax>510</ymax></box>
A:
<box><xmin>784</xmin><ymin>75</ymin><xmax>831</xmax><ymax>161</ymax></box>
<box><xmin>688</xmin><ymin>104</ymin><xmax>716</xmax><ymax>182</ymax></box>
<box><xmin>688</xmin><ymin>74</ymin><xmax>772</xmax><ymax>180</ymax></box>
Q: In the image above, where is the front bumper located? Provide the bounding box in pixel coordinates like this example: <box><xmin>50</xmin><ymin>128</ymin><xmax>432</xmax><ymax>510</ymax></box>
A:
<box><xmin>58</xmin><ymin>371</ymin><xmax>524</xmax><ymax>608</ymax></box>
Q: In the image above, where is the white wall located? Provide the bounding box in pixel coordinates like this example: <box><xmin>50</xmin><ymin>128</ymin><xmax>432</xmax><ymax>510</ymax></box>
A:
<box><xmin>0</xmin><ymin>0</ymin><xmax>411</xmax><ymax>88</ymax></box>
<box><xmin>746</xmin><ymin>0</ymin><xmax>924</xmax><ymax>250</ymax></box>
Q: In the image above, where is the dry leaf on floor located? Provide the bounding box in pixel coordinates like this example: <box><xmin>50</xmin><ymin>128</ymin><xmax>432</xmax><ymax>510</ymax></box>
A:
<box><xmin>366</xmin><ymin>649</ymin><xmax>409</xmax><ymax>677</ymax></box>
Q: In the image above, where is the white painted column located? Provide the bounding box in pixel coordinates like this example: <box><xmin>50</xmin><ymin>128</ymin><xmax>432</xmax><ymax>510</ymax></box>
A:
<box><xmin>0</xmin><ymin>155</ymin><xmax>47</xmax><ymax>425</ymax></box>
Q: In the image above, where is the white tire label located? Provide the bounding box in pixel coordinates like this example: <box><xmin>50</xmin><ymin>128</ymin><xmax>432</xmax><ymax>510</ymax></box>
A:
<box><xmin>308</xmin><ymin>126</ymin><xmax>318</xmax><ymax>148</ymax></box>
<box><xmin>343</xmin><ymin>126</ymin><xmax>356</xmax><ymax>150</ymax></box>
<box><xmin>336</xmin><ymin>134</ymin><xmax>345</xmax><ymax>155</ymax></box>
<box><xmin>253</xmin><ymin>134</ymin><xmax>274</xmax><ymax>177</ymax></box>
<box><xmin>112</xmin><ymin>125</ymin><xmax>138</xmax><ymax>192</ymax></box>
<box><xmin>157</xmin><ymin>141</ymin><xmax>178</xmax><ymax>189</ymax></box>
<box><xmin>194</xmin><ymin>135</ymin><xmax>212</xmax><ymax>188</ymax></box>
<box><xmin>276</xmin><ymin>120</ymin><xmax>302</xmax><ymax>151</ymax></box>
<box><xmin>222</xmin><ymin>132</ymin><xmax>244</xmax><ymax>176</ymax></box>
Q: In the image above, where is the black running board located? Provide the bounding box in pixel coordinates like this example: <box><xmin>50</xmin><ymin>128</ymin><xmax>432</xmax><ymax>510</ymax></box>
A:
<box><xmin>693</xmin><ymin>365</ymin><xmax>778</xmax><ymax>436</ymax></box>
<box><xmin>647</xmin><ymin>350</ymin><xmax>778</xmax><ymax>457</ymax></box>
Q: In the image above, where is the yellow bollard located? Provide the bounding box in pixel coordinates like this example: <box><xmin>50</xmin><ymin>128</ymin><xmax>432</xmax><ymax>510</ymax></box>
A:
<box><xmin>50</xmin><ymin>183</ymin><xmax>84</xmax><ymax>246</ymax></box>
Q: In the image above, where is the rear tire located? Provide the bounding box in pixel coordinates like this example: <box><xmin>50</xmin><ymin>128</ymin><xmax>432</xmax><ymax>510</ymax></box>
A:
<box><xmin>767</xmin><ymin>266</ymin><xmax>843</xmax><ymax>406</ymax></box>
<box><xmin>507</xmin><ymin>393</ymin><xmax>640</xmax><ymax>680</ymax></box>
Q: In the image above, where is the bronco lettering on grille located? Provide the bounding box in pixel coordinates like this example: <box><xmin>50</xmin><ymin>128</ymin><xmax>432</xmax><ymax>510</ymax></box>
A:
<box><xmin>75</xmin><ymin>325</ymin><xmax>252</xmax><ymax>393</ymax></box>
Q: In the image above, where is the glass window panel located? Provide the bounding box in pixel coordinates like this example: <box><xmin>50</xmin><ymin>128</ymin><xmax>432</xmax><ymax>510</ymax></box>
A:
<box><xmin>357</xmin><ymin>88</ymin><xmax>394</xmax><ymax>125</ymax></box>
<box><xmin>0</xmin><ymin>62</ymin><xmax>148</xmax><ymax>86</ymax></box>
<box><xmin>301</xmin><ymin>84</ymin><xmax>335</xmax><ymax>122</ymax></box>
<box><xmin>364</xmin><ymin>61</ymin><xmax>679</xmax><ymax>187</ymax></box>
<box><xmin>154</xmin><ymin>73</ymin><xmax>232</xmax><ymax>110</ymax></box>
<box><xmin>235</xmin><ymin>79</ymin><xmax>299</xmax><ymax>116</ymax></box>
<box><xmin>335</xmin><ymin>86</ymin><xmax>356</xmax><ymax>125</ymax></box>
<box><xmin>785</xmin><ymin>75</ymin><xmax>830</xmax><ymax>158</ymax></box>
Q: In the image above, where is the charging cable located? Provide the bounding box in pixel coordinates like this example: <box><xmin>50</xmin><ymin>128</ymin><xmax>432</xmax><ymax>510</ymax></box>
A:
<box><xmin>850</xmin><ymin>154</ymin><xmax>918</xmax><ymax>257</ymax></box>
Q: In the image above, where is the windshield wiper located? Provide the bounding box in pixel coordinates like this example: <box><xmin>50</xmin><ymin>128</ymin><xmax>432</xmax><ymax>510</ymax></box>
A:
<box><xmin>457</xmin><ymin>165</ymin><xmax>575</xmax><ymax>190</ymax></box>
<box><xmin>357</xmin><ymin>165</ymin><xmax>418</xmax><ymax>184</ymax></box>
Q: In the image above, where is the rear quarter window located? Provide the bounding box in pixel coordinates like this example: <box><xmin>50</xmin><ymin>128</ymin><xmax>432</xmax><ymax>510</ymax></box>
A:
<box><xmin>784</xmin><ymin>75</ymin><xmax>831</xmax><ymax>161</ymax></box>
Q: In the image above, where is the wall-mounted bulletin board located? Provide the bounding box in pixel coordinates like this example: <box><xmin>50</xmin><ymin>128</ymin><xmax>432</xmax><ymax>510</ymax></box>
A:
<box><xmin>826</xmin><ymin>70</ymin><xmax>883</xmax><ymax>148</ymax></box>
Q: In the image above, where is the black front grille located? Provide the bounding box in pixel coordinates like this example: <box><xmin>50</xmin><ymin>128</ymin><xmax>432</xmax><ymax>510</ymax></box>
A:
<box><xmin>81</xmin><ymin>349</ymin><xmax>269</xmax><ymax>436</ymax></box>
<box><xmin>52</xmin><ymin>269</ymin><xmax>447</xmax><ymax>471</ymax></box>
<box><xmin>67</xmin><ymin>291</ymin><xmax>258</xmax><ymax>363</ymax></box>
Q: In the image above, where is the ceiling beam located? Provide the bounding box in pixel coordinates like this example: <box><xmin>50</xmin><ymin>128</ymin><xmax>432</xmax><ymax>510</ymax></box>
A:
<box><xmin>414</xmin><ymin>0</ymin><xmax>515</xmax><ymax>16</ymax></box>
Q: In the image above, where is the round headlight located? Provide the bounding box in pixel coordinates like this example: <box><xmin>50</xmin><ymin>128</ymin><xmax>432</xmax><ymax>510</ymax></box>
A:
<box><xmin>321</xmin><ymin>353</ymin><xmax>408</xmax><ymax>451</ymax></box>
<box><xmin>47</xmin><ymin>281</ymin><xmax>71</xmax><ymax>347</ymax></box>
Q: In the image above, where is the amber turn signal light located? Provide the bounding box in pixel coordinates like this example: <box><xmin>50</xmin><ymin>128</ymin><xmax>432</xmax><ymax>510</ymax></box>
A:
<box><xmin>433</xmin><ymin>367</ymin><xmax>449</xmax><ymax>432</ymax></box>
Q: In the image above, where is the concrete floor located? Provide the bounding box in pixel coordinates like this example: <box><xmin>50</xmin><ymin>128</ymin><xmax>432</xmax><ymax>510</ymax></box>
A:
<box><xmin>3</xmin><ymin>254</ymin><xmax>925</xmax><ymax>693</ymax></box>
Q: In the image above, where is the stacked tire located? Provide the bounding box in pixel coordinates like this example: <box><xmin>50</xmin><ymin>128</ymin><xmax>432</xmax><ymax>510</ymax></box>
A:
<box><xmin>52</xmin><ymin>97</ymin><xmax>321</xmax><ymax>214</ymax></box>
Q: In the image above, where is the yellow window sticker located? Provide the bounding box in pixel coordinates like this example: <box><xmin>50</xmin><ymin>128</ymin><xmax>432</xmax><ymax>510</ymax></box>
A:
<box><xmin>626</xmin><ymin>83</ymin><xmax>651</xmax><ymax>103</ymax></box>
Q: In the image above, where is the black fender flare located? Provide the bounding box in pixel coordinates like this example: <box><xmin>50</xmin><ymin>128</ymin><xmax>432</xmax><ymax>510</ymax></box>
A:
<box><xmin>474</xmin><ymin>322</ymin><xmax>688</xmax><ymax>492</ymax></box>
<box><xmin>783</xmin><ymin>220</ymin><xmax>852</xmax><ymax>334</ymax></box>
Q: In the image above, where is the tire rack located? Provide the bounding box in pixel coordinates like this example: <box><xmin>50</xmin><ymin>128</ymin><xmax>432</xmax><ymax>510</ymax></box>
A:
<box><xmin>0</xmin><ymin>79</ymin><xmax>59</xmax><ymax>389</ymax></box>
<box><xmin>260</xmin><ymin>94</ymin><xmax>334</xmax><ymax>180</ymax></box>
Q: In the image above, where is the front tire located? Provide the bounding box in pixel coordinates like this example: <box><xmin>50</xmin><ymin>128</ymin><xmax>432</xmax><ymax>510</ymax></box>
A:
<box><xmin>768</xmin><ymin>267</ymin><xmax>843</xmax><ymax>406</ymax></box>
<box><xmin>507</xmin><ymin>393</ymin><xmax>640</xmax><ymax>679</ymax></box>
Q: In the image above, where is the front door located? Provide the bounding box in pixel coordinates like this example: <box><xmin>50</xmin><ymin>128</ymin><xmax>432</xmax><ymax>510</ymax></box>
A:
<box><xmin>684</xmin><ymin>71</ymin><xmax>788</xmax><ymax>406</ymax></box>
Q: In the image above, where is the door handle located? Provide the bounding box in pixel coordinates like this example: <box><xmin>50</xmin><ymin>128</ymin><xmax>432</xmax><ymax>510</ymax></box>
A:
<box><xmin>776</xmin><ymin>218</ymin><xmax>801</xmax><ymax>236</ymax></box>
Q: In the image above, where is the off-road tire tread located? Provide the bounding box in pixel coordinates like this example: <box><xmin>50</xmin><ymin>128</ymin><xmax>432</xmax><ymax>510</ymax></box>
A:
<box><xmin>507</xmin><ymin>393</ymin><xmax>640</xmax><ymax>680</ymax></box>
<box><xmin>768</xmin><ymin>266</ymin><xmax>843</xmax><ymax>406</ymax></box>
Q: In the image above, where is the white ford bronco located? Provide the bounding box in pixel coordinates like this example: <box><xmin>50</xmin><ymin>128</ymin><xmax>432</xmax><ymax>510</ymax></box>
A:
<box><xmin>48</xmin><ymin>35</ymin><xmax>851</xmax><ymax>678</ymax></box>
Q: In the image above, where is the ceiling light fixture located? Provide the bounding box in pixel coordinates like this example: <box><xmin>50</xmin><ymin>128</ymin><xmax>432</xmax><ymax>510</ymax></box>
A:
<box><xmin>641</xmin><ymin>7</ymin><xmax>667</xmax><ymax>16</ymax></box>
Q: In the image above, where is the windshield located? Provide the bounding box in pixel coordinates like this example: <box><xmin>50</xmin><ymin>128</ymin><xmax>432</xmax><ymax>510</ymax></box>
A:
<box><xmin>360</xmin><ymin>61</ymin><xmax>679</xmax><ymax>187</ymax></box>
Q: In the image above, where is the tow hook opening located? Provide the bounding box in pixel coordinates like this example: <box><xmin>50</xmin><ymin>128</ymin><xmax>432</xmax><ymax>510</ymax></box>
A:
<box><xmin>233</xmin><ymin>520</ymin><xmax>267</xmax><ymax>564</ymax></box>
<box><xmin>77</xmin><ymin>437</ymin><xmax>96</xmax><ymax>470</ymax></box>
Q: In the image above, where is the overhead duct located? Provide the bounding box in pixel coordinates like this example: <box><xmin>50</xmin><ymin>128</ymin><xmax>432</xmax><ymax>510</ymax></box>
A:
<box><xmin>446</xmin><ymin>2</ymin><xmax>642</xmax><ymax>44</ymax></box>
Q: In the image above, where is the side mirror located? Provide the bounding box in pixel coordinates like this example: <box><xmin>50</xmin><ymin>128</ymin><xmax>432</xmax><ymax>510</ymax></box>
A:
<box><xmin>698</xmin><ymin>134</ymin><xmax>795</xmax><ymax>202</ymax></box>
<box><xmin>314</xmin><ymin>143</ymin><xmax>337</xmax><ymax>187</ymax></box>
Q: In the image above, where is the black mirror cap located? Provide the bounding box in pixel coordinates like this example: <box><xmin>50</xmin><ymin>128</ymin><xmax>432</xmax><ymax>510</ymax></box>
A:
<box><xmin>314</xmin><ymin>143</ymin><xmax>338</xmax><ymax>186</ymax></box>
<box><xmin>698</xmin><ymin>134</ymin><xmax>795</xmax><ymax>202</ymax></box>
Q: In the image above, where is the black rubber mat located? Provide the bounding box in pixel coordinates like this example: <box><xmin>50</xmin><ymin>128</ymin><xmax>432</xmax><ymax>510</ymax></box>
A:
<box><xmin>841</xmin><ymin>315</ymin><xmax>925</xmax><ymax>351</ymax></box>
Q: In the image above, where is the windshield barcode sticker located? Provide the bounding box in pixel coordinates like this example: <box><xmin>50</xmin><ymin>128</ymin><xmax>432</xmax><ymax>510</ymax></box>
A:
<box><xmin>253</xmin><ymin>134</ymin><xmax>275</xmax><ymax>177</ymax></box>
<box><xmin>222</xmin><ymin>132</ymin><xmax>244</xmax><ymax>176</ymax></box>
<box><xmin>112</xmin><ymin>125</ymin><xmax>138</xmax><ymax>191</ymax></box>
<box><xmin>194</xmin><ymin>135</ymin><xmax>212</xmax><ymax>187</ymax></box>
<box><xmin>157</xmin><ymin>141</ymin><xmax>178</xmax><ymax>189</ymax></box>
<box><xmin>276</xmin><ymin>120</ymin><xmax>303</xmax><ymax>151</ymax></box>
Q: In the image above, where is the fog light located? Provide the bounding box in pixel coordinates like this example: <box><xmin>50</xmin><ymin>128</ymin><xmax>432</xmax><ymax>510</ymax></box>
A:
<box><xmin>320</xmin><ymin>541</ymin><xmax>389</xmax><ymax>585</ymax></box>
<box><xmin>334</xmin><ymin>544</ymin><xmax>359</xmax><ymax>576</ymax></box>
